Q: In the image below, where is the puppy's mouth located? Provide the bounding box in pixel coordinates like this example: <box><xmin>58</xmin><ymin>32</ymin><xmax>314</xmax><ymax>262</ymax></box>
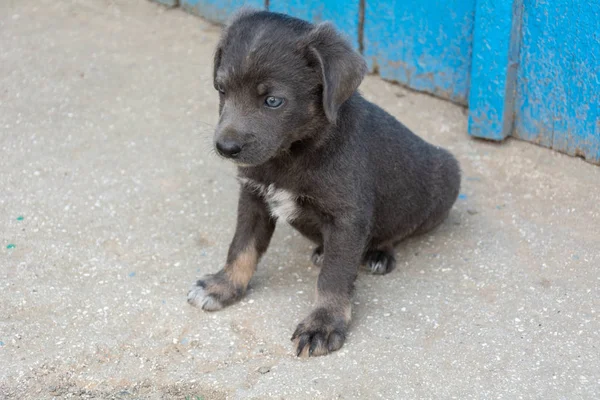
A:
<box><xmin>228</xmin><ymin>141</ymin><xmax>304</xmax><ymax>167</ymax></box>
<box><xmin>231</xmin><ymin>160</ymin><xmax>255</xmax><ymax>168</ymax></box>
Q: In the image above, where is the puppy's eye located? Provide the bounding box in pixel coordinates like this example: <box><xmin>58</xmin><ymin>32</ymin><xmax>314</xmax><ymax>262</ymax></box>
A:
<box><xmin>265</xmin><ymin>96</ymin><xmax>284</xmax><ymax>108</ymax></box>
<box><xmin>215</xmin><ymin>84</ymin><xmax>225</xmax><ymax>94</ymax></box>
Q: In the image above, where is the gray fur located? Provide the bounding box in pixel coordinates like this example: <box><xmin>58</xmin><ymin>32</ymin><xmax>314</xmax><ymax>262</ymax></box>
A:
<box><xmin>191</xmin><ymin>10</ymin><xmax>461</xmax><ymax>357</ymax></box>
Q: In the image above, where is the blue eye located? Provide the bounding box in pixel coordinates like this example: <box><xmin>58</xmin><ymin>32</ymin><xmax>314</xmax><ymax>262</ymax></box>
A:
<box><xmin>265</xmin><ymin>96</ymin><xmax>284</xmax><ymax>108</ymax></box>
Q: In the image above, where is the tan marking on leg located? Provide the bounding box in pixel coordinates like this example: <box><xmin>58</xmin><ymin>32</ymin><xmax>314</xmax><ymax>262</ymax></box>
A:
<box><xmin>224</xmin><ymin>244</ymin><xmax>258</xmax><ymax>289</ymax></box>
<box><xmin>341</xmin><ymin>301</ymin><xmax>352</xmax><ymax>323</ymax></box>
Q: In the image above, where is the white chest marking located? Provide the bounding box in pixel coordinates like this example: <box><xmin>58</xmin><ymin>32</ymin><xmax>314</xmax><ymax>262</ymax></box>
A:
<box><xmin>239</xmin><ymin>178</ymin><xmax>299</xmax><ymax>221</ymax></box>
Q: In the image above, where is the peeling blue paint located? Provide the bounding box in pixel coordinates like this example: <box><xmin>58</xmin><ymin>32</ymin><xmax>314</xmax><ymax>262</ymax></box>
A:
<box><xmin>468</xmin><ymin>0</ymin><xmax>523</xmax><ymax>141</ymax></box>
<box><xmin>514</xmin><ymin>0</ymin><xmax>600</xmax><ymax>164</ymax></box>
<box><xmin>363</xmin><ymin>1</ymin><xmax>476</xmax><ymax>105</ymax></box>
<box><xmin>468</xmin><ymin>0</ymin><xmax>600</xmax><ymax>164</ymax></box>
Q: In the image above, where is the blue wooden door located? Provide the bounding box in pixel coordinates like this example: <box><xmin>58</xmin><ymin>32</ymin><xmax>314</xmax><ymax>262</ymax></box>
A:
<box><xmin>468</xmin><ymin>0</ymin><xmax>600</xmax><ymax>165</ymax></box>
<box><xmin>514</xmin><ymin>0</ymin><xmax>600</xmax><ymax>163</ymax></box>
<box><xmin>364</xmin><ymin>0</ymin><xmax>476</xmax><ymax>105</ymax></box>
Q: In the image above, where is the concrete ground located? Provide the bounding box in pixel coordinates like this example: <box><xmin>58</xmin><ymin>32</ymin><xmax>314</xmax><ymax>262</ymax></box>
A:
<box><xmin>1</xmin><ymin>1</ymin><xmax>599</xmax><ymax>398</ymax></box>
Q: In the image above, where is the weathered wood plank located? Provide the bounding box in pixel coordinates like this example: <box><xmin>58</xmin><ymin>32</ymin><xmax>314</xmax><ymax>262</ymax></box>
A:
<box><xmin>514</xmin><ymin>0</ymin><xmax>600</xmax><ymax>164</ymax></box>
<box><xmin>363</xmin><ymin>0</ymin><xmax>476</xmax><ymax>104</ymax></box>
<box><xmin>468</xmin><ymin>0</ymin><xmax>523</xmax><ymax>141</ymax></box>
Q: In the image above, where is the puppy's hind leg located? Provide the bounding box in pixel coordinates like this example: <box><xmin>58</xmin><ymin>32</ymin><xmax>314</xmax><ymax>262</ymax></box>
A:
<box><xmin>188</xmin><ymin>188</ymin><xmax>275</xmax><ymax>311</ymax></box>
<box><xmin>411</xmin><ymin>209</ymin><xmax>450</xmax><ymax>237</ymax></box>
<box><xmin>363</xmin><ymin>245</ymin><xmax>396</xmax><ymax>275</ymax></box>
<box><xmin>311</xmin><ymin>245</ymin><xmax>324</xmax><ymax>267</ymax></box>
<box><xmin>411</xmin><ymin>150</ymin><xmax>460</xmax><ymax>237</ymax></box>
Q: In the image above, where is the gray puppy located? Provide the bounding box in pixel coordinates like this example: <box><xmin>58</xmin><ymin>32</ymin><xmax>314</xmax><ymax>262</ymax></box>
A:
<box><xmin>188</xmin><ymin>9</ymin><xmax>461</xmax><ymax>357</ymax></box>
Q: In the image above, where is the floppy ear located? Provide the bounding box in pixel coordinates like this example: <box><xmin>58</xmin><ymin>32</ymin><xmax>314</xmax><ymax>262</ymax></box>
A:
<box><xmin>306</xmin><ymin>23</ymin><xmax>367</xmax><ymax>123</ymax></box>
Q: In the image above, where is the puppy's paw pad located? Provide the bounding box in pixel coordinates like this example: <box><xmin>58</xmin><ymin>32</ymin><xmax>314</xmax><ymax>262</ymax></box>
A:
<box><xmin>310</xmin><ymin>246</ymin><xmax>324</xmax><ymax>267</ymax></box>
<box><xmin>364</xmin><ymin>250</ymin><xmax>396</xmax><ymax>275</ymax></box>
<box><xmin>291</xmin><ymin>308</ymin><xmax>348</xmax><ymax>357</ymax></box>
<box><xmin>187</xmin><ymin>281</ymin><xmax>224</xmax><ymax>311</ymax></box>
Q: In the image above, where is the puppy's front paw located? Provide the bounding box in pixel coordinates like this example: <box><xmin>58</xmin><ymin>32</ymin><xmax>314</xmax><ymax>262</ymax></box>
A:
<box><xmin>292</xmin><ymin>306</ymin><xmax>349</xmax><ymax>357</ymax></box>
<box><xmin>187</xmin><ymin>272</ymin><xmax>242</xmax><ymax>311</ymax></box>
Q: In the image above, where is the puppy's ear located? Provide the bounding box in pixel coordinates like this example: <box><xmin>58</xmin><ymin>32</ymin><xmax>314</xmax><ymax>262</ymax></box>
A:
<box><xmin>306</xmin><ymin>23</ymin><xmax>367</xmax><ymax>123</ymax></box>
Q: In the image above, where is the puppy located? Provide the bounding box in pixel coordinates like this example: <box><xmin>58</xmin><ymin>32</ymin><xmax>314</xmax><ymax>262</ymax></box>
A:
<box><xmin>188</xmin><ymin>10</ymin><xmax>461</xmax><ymax>357</ymax></box>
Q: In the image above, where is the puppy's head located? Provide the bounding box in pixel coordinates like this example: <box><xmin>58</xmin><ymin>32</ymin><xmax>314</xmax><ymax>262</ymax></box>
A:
<box><xmin>212</xmin><ymin>9</ymin><xmax>367</xmax><ymax>166</ymax></box>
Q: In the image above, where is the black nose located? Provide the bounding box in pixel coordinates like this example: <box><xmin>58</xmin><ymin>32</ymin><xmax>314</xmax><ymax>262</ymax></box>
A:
<box><xmin>215</xmin><ymin>139</ymin><xmax>242</xmax><ymax>158</ymax></box>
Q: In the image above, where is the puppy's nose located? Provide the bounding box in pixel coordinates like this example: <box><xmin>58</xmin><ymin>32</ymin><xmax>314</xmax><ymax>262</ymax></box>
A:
<box><xmin>215</xmin><ymin>139</ymin><xmax>242</xmax><ymax>158</ymax></box>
